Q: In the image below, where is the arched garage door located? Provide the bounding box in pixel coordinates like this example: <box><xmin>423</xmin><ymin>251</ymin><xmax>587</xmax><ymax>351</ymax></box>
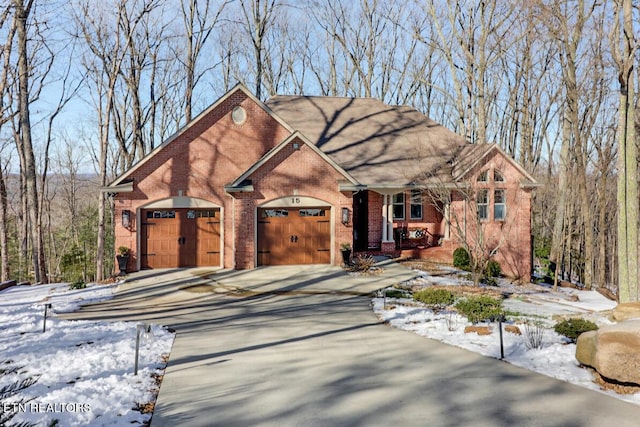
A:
<box><xmin>140</xmin><ymin>208</ymin><xmax>221</xmax><ymax>268</ymax></box>
<box><xmin>257</xmin><ymin>207</ymin><xmax>331</xmax><ymax>265</ymax></box>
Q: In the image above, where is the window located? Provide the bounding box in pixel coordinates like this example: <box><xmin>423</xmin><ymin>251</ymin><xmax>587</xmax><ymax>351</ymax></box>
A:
<box><xmin>494</xmin><ymin>170</ymin><xmax>505</xmax><ymax>182</ymax></box>
<box><xmin>262</xmin><ymin>209</ymin><xmax>289</xmax><ymax>218</ymax></box>
<box><xmin>147</xmin><ymin>210</ymin><xmax>175</xmax><ymax>219</ymax></box>
<box><xmin>299</xmin><ymin>208</ymin><xmax>326</xmax><ymax>217</ymax></box>
<box><xmin>410</xmin><ymin>190</ymin><xmax>422</xmax><ymax>219</ymax></box>
<box><xmin>494</xmin><ymin>189</ymin><xmax>506</xmax><ymax>220</ymax></box>
<box><xmin>477</xmin><ymin>190</ymin><xmax>488</xmax><ymax>221</ymax></box>
<box><xmin>477</xmin><ymin>170</ymin><xmax>488</xmax><ymax>182</ymax></box>
<box><xmin>392</xmin><ymin>193</ymin><xmax>405</xmax><ymax>220</ymax></box>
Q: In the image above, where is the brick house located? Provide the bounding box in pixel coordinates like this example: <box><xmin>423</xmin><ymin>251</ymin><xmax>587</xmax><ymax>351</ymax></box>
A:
<box><xmin>106</xmin><ymin>84</ymin><xmax>538</xmax><ymax>279</ymax></box>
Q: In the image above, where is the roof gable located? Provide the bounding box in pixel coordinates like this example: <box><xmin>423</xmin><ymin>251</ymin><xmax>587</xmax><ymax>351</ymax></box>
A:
<box><xmin>453</xmin><ymin>143</ymin><xmax>538</xmax><ymax>185</ymax></box>
<box><xmin>226</xmin><ymin>131</ymin><xmax>358</xmax><ymax>192</ymax></box>
<box><xmin>108</xmin><ymin>83</ymin><xmax>293</xmax><ymax>187</ymax></box>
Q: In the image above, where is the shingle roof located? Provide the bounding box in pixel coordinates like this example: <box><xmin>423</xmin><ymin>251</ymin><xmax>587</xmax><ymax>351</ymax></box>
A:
<box><xmin>265</xmin><ymin>96</ymin><xmax>469</xmax><ymax>187</ymax></box>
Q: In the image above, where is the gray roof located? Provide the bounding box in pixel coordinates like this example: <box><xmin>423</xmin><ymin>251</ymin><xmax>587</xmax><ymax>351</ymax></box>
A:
<box><xmin>265</xmin><ymin>96</ymin><xmax>469</xmax><ymax>187</ymax></box>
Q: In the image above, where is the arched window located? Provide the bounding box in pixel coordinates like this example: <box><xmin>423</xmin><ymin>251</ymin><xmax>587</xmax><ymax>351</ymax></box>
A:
<box><xmin>494</xmin><ymin>169</ymin><xmax>505</xmax><ymax>182</ymax></box>
<box><xmin>477</xmin><ymin>170</ymin><xmax>489</xmax><ymax>182</ymax></box>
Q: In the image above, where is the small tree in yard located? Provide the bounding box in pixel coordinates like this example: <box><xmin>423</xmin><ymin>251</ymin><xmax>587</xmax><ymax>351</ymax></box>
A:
<box><xmin>426</xmin><ymin>184</ymin><xmax>515</xmax><ymax>286</ymax></box>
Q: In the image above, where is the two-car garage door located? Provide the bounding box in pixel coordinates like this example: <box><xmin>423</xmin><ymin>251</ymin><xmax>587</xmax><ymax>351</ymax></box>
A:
<box><xmin>140</xmin><ymin>208</ymin><xmax>221</xmax><ymax>268</ymax></box>
<box><xmin>140</xmin><ymin>206</ymin><xmax>332</xmax><ymax>268</ymax></box>
<box><xmin>257</xmin><ymin>207</ymin><xmax>331</xmax><ymax>265</ymax></box>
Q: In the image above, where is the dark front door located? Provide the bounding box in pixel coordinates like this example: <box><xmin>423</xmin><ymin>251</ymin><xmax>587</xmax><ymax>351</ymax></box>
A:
<box><xmin>353</xmin><ymin>191</ymin><xmax>369</xmax><ymax>251</ymax></box>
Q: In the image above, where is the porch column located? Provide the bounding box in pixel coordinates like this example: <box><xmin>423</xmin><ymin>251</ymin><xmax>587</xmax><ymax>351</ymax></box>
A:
<box><xmin>381</xmin><ymin>194</ymin><xmax>388</xmax><ymax>241</ymax></box>
<box><xmin>386</xmin><ymin>197</ymin><xmax>394</xmax><ymax>241</ymax></box>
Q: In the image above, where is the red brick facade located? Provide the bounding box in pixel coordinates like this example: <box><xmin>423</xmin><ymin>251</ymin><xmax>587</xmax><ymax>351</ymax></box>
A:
<box><xmin>111</xmin><ymin>85</ymin><xmax>535</xmax><ymax>279</ymax></box>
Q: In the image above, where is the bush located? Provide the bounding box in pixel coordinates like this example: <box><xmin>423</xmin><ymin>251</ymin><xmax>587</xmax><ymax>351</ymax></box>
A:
<box><xmin>453</xmin><ymin>247</ymin><xmax>471</xmax><ymax>270</ymax></box>
<box><xmin>413</xmin><ymin>288</ymin><xmax>456</xmax><ymax>308</ymax></box>
<box><xmin>455</xmin><ymin>295</ymin><xmax>504</xmax><ymax>324</ymax></box>
<box><xmin>554</xmin><ymin>318</ymin><xmax>598</xmax><ymax>343</ymax></box>
<box><xmin>384</xmin><ymin>288</ymin><xmax>411</xmax><ymax>299</ymax></box>
<box><xmin>349</xmin><ymin>254</ymin><xmax>377</xmax><ymax>272</ymax></box>
<box><xmin>69</xmin><ymin>280</ymin><xmax>86</xmax><ymax>290</ymax></box>
<box><xmin>484</xmin><ymin>260</ymin><xmax>501</xmax><ymax>278</ymax></box>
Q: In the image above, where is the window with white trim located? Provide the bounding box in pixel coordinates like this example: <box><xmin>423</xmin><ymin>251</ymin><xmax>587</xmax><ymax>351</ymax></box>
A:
<box><xmin>494</xmin><ymin>170</ymin><xmax>505</xmax><ymax>182</ymax></box>
<box><xmin>494</xmin><ymin>189</ymin><xmax>506</xmax><ymax>220</ymax></box>
<box><xmin>477</xmin><ymin>190</ymin><xmax>488</xmax><ymax>221</ymax></box>
<box><xmin>392</xmin><ymin>193</ymin><xmax>405</xmax><ymax>220</ymax></box>
<box><xmin>410</xmin><ymin>190</ymin><xmax>422</xmax><ymax>219</ymax></box>
<box><xmin>477</xmin><ymin>170</ymin><xmax>488</xmax><ymax>182</ymax></box>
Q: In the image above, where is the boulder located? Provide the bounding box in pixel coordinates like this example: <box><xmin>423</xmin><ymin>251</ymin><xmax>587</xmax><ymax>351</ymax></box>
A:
<box><xmin>464</xmin><ymin>325</ymin><xmax>492</xmax><ymax>335</ymax></box>
<box><xmin>611</xmin><ymin>303</ymin><xmax>640</xmax><ymax>322</ymax></box>
<box><xmin>575</xmin><ymin>330</ymin><xmax>597</xmax><ymax>367</ymax></box>
<box><xmin>575</xmin><ymin>320</ymin><xmax>640</xmax><ymax>385</ymax></box>
<box><xmin>505</xmin><ymin>325</ymin><xmax>521</xmax><ymax>335</ymax></box>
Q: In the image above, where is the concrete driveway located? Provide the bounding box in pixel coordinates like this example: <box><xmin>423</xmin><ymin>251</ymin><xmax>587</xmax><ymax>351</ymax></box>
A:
<box><xmin>66</xmin><ymin>260</ymin><xmax>640</xmax><ymax>426</ymax></box>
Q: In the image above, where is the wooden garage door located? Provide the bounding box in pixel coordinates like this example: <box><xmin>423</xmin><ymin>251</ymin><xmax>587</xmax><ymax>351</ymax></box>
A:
<box><xmin>141</xmin><ymin>208</ymin><xmax>221</xmax><ymax>268</ymax></box>
<box><xmin>257</xmin><ymin>207</ymin><xmax>331</xmax><ymax>266</ymax></box>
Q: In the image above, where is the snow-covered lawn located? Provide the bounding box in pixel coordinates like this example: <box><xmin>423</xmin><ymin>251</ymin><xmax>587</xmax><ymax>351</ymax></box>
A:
<box><xmin>0</xmin><ymin>282</ymin><xmax>174</xmax><ymax>426</ymax></box>
<box><xmin>373</xmin><ymin>265</ymin><xmax>640</xmax><ymax>406</ymax></box>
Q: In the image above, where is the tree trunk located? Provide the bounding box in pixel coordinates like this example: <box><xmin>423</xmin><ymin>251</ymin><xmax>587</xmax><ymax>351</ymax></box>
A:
<box><xmin>0</xmin><ymin>165</ymin><xmax>8</xmax><ymax>282</ymax></box>
<box><xmin>615</xmin><ymin>0</ymin><xmax>639</xmax><ymax>302</ymax></box>
<box><xmin>15</xmin><ymin>0</ymin><xmax>47</xmax><ymax>283</ymax></box>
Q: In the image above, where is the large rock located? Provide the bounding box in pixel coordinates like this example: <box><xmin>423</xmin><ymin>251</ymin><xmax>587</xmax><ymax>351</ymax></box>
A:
<box><xmin>611</xmin><ymin>303</ymin><xmax>640</xmax><ymax>322</ymax></box>
<box><xmin>575</xmin><ymin>320</ymin><xmax>640</xmax><ymax>385</ymax></box>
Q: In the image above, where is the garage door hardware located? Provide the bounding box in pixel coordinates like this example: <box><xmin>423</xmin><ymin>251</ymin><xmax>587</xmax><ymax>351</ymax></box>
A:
<box><xmin>290</xmin><ymin>235</ymin><xmax>299</xmax><ymax>243</ymax></box>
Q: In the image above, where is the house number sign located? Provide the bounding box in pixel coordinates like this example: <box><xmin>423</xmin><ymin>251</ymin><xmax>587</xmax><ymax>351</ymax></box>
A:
<box><xmin>291</xmin><ymin>197</ymin><xmax>301</xmax><ymax>204</ymax></box>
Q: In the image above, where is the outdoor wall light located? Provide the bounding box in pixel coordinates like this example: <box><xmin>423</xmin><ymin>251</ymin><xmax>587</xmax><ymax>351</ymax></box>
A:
<box><xmin>341</xmin><ymin>207</ymin><xmax>351</xmax><ymax>225</ymax></box>
<box><xmin>122</xmin><ymin>210</ymin><xmax>131</xmax><ymax>229</ymax></box>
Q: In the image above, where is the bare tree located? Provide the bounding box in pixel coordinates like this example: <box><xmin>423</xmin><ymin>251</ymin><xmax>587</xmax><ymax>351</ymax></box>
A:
<box><xmin>180</xmin><ymin>0</ymin><xmax>229</xmax><ymax>122</ymax></box>
<box><xmin>612</xmin><ymin>0</ymin><xmax>638</xmax><ymax>302</ymax></box>
<box><xmin>73</xmin><ymin>0</ymin><xmax>151</xmax><ymax>280</ymax></box>
<box><xmin>12</xmin><ymin>0</ymin><xmax>48</xmax><ymax>283</ymax></box>
<box><xmin>236</xmin><ymin>0</ymin><xmax>282</xmax><ymax>100</ymax></box>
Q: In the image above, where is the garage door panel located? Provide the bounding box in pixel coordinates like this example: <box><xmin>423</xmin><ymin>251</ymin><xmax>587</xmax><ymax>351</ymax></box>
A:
<box><xmin>258</xmin><ymin>207</ymin><xmax>331</xmax><ymax>266</ymax></box>
<box><xmin>197</xmin><ymin>217</ymin><xmax>221</xmax><ymax>266</ymax></box>
<box><xmin>141</xmin><ymin>208</ymin><xmax>221</xmax><ymax>269</ymax></box>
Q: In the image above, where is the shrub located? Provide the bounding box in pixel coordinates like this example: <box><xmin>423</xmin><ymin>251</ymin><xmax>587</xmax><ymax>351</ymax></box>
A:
<box><xmin>453</xmin><ymin>247</ymin><xmax>471</xmax><ymax>270</ymax></box>
<box><xmin>523</xmin><ymin>321</ymin><xmax>546</xmax><ymax>350</ymax></box>
<box><xmin>350</xmin><ymin>254</ymin><xmax>377</xmax><ymax>272</ymax></box>
<box><xmin>484</xmin><ymin>260</ymin><xmax>501</xmax><ymax>278</ymax></box>
<box><xmin>1</xmin><ymin>361</ymin><xmax>39</xmax><ymax>427</ymax></box>
<box><xmin>384</xmin><ymin>288</ymin><xmax>411</xmax><ymax>299</ymax></box>
<box><xmin>413</xmin><ymin>288</ymin><xmax>456</xmax><ymax>308</ymax></box>
<box><xmin>455</xmin><ymin>295</ymin><xmax>504</xmax><ymax>324</ymax></box>
<box><xmin>69</xmin><ymin>280</ymin><xmax>86</xmax><ymax>290</ymax></box>
<box><xmin>554</xmin><ymin>318</ymin><xmax>598</xmax><ymax>343</ymax></box>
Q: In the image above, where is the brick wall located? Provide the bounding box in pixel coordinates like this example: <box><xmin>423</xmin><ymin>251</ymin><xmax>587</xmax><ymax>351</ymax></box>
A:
<box><xmin>235</xmin><ymin>136</ymin><xmax>353</xmax><ymax>268</ymax></box>
<box><xmin>114</xmin><ymin>88</ymin><xmax>291</xmax><ymax>270</ymax></box>
<box><xmin>446</xmin><ymin>150</ymin><xmax>533</xmax><ymax>280</ymax></box>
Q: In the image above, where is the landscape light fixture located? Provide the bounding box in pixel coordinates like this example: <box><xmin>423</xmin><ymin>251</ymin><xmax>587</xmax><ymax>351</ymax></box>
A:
<box><xmin>43</xmin><ymin>303</ymin><xmax>52</xmax><ymax>333</ymax></box>
<box><xmin>135</xmin><ymin>323</ymin><xmax>151</xmax><ymax>375</ymax></box>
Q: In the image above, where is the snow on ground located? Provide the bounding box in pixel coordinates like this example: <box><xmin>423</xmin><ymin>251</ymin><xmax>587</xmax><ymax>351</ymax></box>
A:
<box><xmin>0</xmin><ymin>282</ymin><xmax>175</xmax><ymax>426</ymax></box>
<box><xmin>373</xmin><ymin>267</ymin><xmax>640</xmax><ymax>406</ymax></box>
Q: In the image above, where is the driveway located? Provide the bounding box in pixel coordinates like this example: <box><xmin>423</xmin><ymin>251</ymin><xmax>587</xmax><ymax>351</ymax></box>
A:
<box><xmin>66</xmin><ymin>260</ymin><xmax>640</xmax><ymax>426</ymax></box>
